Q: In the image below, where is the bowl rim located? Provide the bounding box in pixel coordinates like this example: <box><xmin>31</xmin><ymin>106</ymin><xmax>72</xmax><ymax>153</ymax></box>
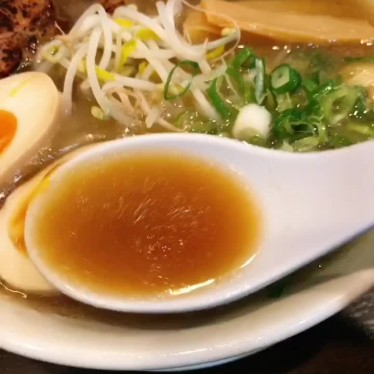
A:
<box><xmin>0</xmin><ymin>268</ymin><xmax>373</xmax><ymax>371</ymax></box>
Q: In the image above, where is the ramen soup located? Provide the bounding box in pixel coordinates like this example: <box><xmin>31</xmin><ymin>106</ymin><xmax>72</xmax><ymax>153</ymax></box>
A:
<box><xmin>0</xmin><ymin>0</ymin><xmax>373</xmax><ymax>308</ymax></box>
<box><xmin>29</xmin><ymin>152</ymin><xmax>260</xmax><ymax>297</ymax></box>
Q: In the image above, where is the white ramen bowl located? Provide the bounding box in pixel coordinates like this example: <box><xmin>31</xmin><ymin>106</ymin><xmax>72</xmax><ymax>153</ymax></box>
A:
<box><xmin>0</xmin><ymin>230</ymin><xmax>373</xmax><ymax>370</ymax></box>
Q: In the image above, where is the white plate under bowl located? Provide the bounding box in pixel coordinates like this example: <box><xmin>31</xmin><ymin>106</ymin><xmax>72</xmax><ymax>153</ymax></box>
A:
<box><xmin>0</xmin><ymin>231</ymin><xmax>373</xmax><ymax>371</ymax></box>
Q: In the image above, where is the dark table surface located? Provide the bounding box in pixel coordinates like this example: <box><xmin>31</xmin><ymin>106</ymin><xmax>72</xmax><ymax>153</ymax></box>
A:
<box><xmin>1</xmin><ymin>313</ymin><xmax>373</xmax><ymax>374</ymax></box>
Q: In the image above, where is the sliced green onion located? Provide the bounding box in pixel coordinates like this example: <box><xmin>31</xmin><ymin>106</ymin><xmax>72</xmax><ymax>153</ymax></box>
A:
<box><xmin>273</xmin><ymin>109</ymin><xmax>298</xmax><ymax>138</ymax></box>
<box><xmin>276</xmin><ymin>93</ymin><xmax>293</xmax><ymax>112</ymax></box>
<box><xmin>304</xmin><ymin>99</ymin><xmax>322</xmax><ymax>117</ymax></box>
<box><xmin>309</xmin><ymin>71</ymin><xmax>321</xmax><ymax>86</ymax></box>
<box><xmin>248</xmin><ymin>135</ymin><xmax>268</xmax><ymax>147</ymax></box>
<box><xmin>243</xmin><ymin>82</ymin><xmax>256</xmax><ymax>104</ymax></box>
<box><xmin>346</xmin><ymin>123</ymin><xmax>374</xmax><ymax>136</ymax></box>
<box><xmin>226</xmin><ymin>66</ymin><xmax>245</xmax><ymax>95</ymax></box>
<box><xmin>163</xmin><ymin>60</ymin><xmax>200</xmax><ymax>101</ymax></box>
<box><xmin>273</xmin><ymin>108</ymin><xmax>319</xmax><ymax>140</ymax></box>
<box><xmin>226</xmin><ymin>66</ymin><xmax>255</xmax><ymax>104</ymax></box>
<box><xmin>265</xmin><ymin>88</ymin><xmax>276</xmax><ymax>111</ymax></box>
<box><xmin>320</xmin><ymin>86</ymin><xmax>360</xmax><ymax>125</ymax></box>
<box><xmin>312</xmin><ymin>79</ymin><xmax>340</xmax><ymax>100</ymax></box>
<box><xmin>352</xmin><ymin>89</ymin><xmax>369</xmax><ymax>118</ymax></box>
<box><xmin>174</xmin><ymin>111</ymin><xmax>218</xmax><ymax>134</ymax></box>
<box><xmin>255</xmin><ymin>58</ymin><xmax>266</xmax><ymax>104</ymax></box>
<box><xmin>232</xmin><ymin>47</ymin><xmax>255</xmax><ymax>70</ymax></box>
<box><xmin>270</xmin><ymin>64</ymin><xmax>301</xmax><ymax>94</ymax></box>
<box><xmin>292</xmin><ymin>136</ymin><xmax>320</xmax><ymax>151</ymax></box>
<box><xmin>207</xmin><ymin>78</ymin><xmax>236</xmax><ymax>120</ymax></box>
<box><xmin>302</xmin><ymin>78</ymin><xmax>319</xmax><ymax>97</ymax></box>
<box><xmin>300</xmin><ymin>100</ymin><xmax>327</xmax><ymax>143</ymax></box>
<box><xmin>328</xmin><ymin>134</ymin><xmax>353</xmax><ymax>148</ymax></box>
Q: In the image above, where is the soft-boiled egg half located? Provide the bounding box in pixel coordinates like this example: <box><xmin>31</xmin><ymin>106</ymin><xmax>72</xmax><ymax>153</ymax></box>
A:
<box><xmin>0</xmin><ymin>71</ymin><xmax>61</xmax><ymax>293</ymax></box>
<box><xmin>0</xmin><ymin>145</ymin><xmax>94</xmax><ymax>294</ymax></box>
<box><xmin>0</xmin><ymin>164</ymin><xmax>58</xmax><ymax>293</ymax></box>
<box><xmin>0</xmin><ymin>72</ymin><xmax>61</xmax><ymax>183</ymax></box>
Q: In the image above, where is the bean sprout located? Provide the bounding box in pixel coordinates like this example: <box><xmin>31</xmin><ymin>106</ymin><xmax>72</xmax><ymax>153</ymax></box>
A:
<box><xmin>39</xmin><ymin>0</ymin><xmax>239</xmax><ymax>130</ymax></box>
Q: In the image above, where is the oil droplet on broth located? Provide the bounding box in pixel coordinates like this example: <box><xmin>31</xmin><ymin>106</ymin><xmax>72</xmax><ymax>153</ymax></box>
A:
<box><xmin>32</xmin><ymin>153</ymin><xmax>261</xmax><ymax>298</ymax></box>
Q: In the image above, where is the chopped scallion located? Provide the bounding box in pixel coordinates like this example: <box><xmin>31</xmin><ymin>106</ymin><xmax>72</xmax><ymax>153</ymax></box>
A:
<box><xmin>302</xmin><ymin>78</ymin><xmax>319</xmax><ymax>97</ymax></box>
<box><xmin>312</xmin><ymin>79</ymin><xmax>340</xmax><ymax>100</ymax></box>
<box><xmin>208</xmin><ymin>78</ymin><xmax>236</xmax><ymax>120</ymax></box>
<box><xmin>226</xmin><ymin>66</ymin><xmax>245</xmax><ymax>96</ymax></box>
<box><xmin>255</xmin><ymin>58</ymin><xmax>266</xmax><ymax>104</ymax></box>
<box><xmin>163</xmin><ymin>60</ymin><xmax>200</xmax><ymax>101</ymax></box>
<box><xmin>273</xmin><ymin>108</ymin><xmax>320</xmax><ymax>141</ymax></box>
<box><xmin>320</xmin><ymin>86</ymin><xmax>360</xmax><ymax>125</ymax></box>
<box><xmin>270</xmin><ymin>64</ymin><xmax>301</xmax><ymax>95</ymax></box>
<box><xmin>232</xmin><ymin>47</ymin><xmax>255</xmax><ymax>70</ymax></box>
<box><xmin>276</xmin><ymin>93</ymin><xmax>293</xmax><ymax>112</ymax></box>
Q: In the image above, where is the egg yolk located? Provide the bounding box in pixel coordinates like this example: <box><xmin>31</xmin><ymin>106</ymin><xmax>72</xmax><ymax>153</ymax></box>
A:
<box><xmin>0</xmin><ymin>110</ymin><xmax>17</xmax><ymax>154</ymax></box>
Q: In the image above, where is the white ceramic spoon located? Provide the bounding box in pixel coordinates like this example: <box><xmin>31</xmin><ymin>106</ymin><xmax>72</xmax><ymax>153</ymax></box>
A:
<box><xmin>24</xmin><ymin>134</ymin><xmax>374</xmax><ymax>313</ymax></box>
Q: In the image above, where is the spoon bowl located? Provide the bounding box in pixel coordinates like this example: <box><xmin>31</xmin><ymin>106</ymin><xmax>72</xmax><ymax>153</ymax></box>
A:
<box><xmin>24</xmin><ymin>134</ymin><xmax>374</xmax><ymax>313</ymax></box>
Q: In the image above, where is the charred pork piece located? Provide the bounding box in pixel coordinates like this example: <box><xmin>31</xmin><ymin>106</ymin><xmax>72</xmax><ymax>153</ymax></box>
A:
<box><xmin>100</xmin><ymin>0</ymin><xmax>126</xmax><ymax>13</ymax></box>
<box><xmin>0</xmin><ymin>0</ymin><xmax>58</xmax><ymax>78</ymax></box>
